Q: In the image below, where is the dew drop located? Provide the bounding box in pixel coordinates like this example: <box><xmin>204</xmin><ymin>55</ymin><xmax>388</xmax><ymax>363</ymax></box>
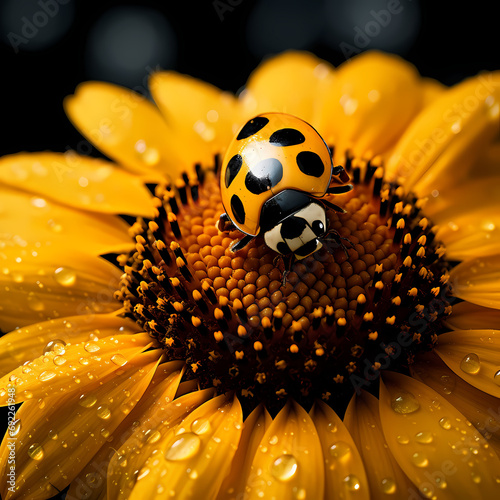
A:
<box><xmin>460</xmin><ymin>353</ymin><xmax>481</xmax><ymax>374</ymax></box>
<box><xmin>79</xmin><ymin>394</ymin><xmax>98</xmax><ymax>408</ymax></box>
<box><xmin>396</xmin><ymin>434</ymin><xmax>409</xmax><ymax>445</ymax></box>
<box><xmin>54</xmin><ymin>267</ymin><xmax>77</xmax><ymax>287</ymax></box>
<box><xmin>191</xmin><ymin>418</ymin><xmax>211</xmax><ymax>436</ymax></box>
<box><xmin>145</xmin><ymin>429</ymin><xmax>161</xmax><ymax>444</ymax></box>
<box><xmin>295</xmin><ymin>487</ymin><xmax>307</xmax><ymax>499</ymax></box>
<box><xmin>415</xmin><ymin>431</ymin><xmax>433</xmax><ymax>444</ymax></box>
<box><xmin>270</xmin><ymin>454</ymin><xmax>298</xmax><ymax>482</ymax></box>
<box><xmin>439</xmin><ymin>374</ymin><xmax>456</xmax><ymax>395</ymax></box>
<box><xmin>84</xmin><ymin>342</ymin><xmax>100</xmax><ymax>353</ymax></box>
<box><xmin>329</xmin><ymin>441</ymin><xmax>351</xmax><ymax>462</ymax></box>
<box><xmin>48</xmin><ymin>429</ymin><xmax>58</xmax><ymax>440</ymax></box>
<box><xmin>412</xmin><ymin>452</ymin><xmax>429</xmax><ymax>468</ymax></box>
<box><xmin>439</xmin><ymin>417</ymin><xmax>452</xmax><ymax>430</ymax></box>
<box><xmin>38</xmin><ymin>371</ymin><xmax>56</xmax><ymax>382</ymax></box>
<box><xmin>28</xmin><ymin>443</ymin><xmax>44</xmax><ymax>460</ymax></box>
<box><xmin>493</xmin><ymin>370</ymin><xmax>500</xmax><ymax>386</ymax></box>
<box><xmin>381</xmin><ymin>477</ymin><xmax>396</xmax><ymax>494</ymax></box>
<box><xmin>117</xmin><ymin>455</ymin><xmax>128</xmax><ymax>468</ymax></box>
<box><xmin>165</xmin><ymin>433</ymin><xmax>201</xmax><ymax>461</ymax></box>
<box><xmin>137</xmin><ymin>467</ymin><xmax>150</xmax><ymax>481</ymax></box>
<box><xmin>100</xmin><ymin>428</ymin><xmax>110</xmax><ymax>439</ymax></box>
<box><xmin>53</xmin><ymin>356</ymin><xmax>67</xmax><ymax>366</ymax></box>
<box><xmin>38</xmin><ymin>398</ymin><xmax>46</xmax><ymax>409</ymax></box>
<box><xmin>111</xmin><ymin>353</ymin><xmax>128</xmax><ymax>367</ymax></box>
<box><xmin>343</xmin><ymin>474</ymin><xmax>361</xmax><ymax>491</ymax></box>
<box><xmin>96</xmin><ymin>405</ymin><xmax>111</xmax><ymax>420</ymax></box>
<box><xmin>268</xmin><ymin>434</ymin><xmax>279</xmax><ymax>445</ymax></box>
<box><xmin>391</xmin><ymin>390</ymin><xmax>420</xmax><ymax>414</ymax></box>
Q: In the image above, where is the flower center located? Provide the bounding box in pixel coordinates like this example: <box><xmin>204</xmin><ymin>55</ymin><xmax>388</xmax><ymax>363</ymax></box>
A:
<box><xmin>116</xmin><ymin>155</ymin><xmax>452</xmax><ymax>415</ymax></box>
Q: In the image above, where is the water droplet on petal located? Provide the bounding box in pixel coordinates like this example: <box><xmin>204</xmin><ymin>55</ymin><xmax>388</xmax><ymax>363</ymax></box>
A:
<box><xmin>381</xmin><ymin>477</ymin><xmax>396</xmax><ymax>494</ymax></box>
<box><xmin>415</xmin><ymin>431</ymin><xmax>433</xmax><ymax>444</ymax></box>
<box><xmin>28</xmin><ymin>443</ymin><xmax>44</xmax><ymax>460</ymax></box>
<box><xmin>54</xmin><ymin>267</ymin><xmax>77</xmax><ymax>287</ymax></box>
<box><xmin>84</xmin><ymin>342</ymin><xmax>100</xmax><ymax>353</ymax></box>
<box><xmin>137</xmin><ymin>467</ymin><xmax>150</xmax><ymax>481</ymax></box>
<box><xmin>165</xmin><ymin>433</ymin><xmax>201</xmax><ymax>461</ymax></box>
<box><xmin>48</xmin><ymin>429</ymin><xmax>58</xmax><ymax>440</ymax></box>
<box><xmin>270</xmin><ymin>454</ymin><xmax>298</xmax><ymax>482</ymax></box>
<box><xmin>111</xmin><ymin>354</ymin><xmax>128</xmax><ymax>367</ymax></box>
<box><xmin>343</xmin><ymin>474</ymin><xmax>361</xmax><ymax>491</ymax></box>
<box><xmin>396</xmin><ymin>434</ymin><xmax>409</xmax><ymax>444</ymax></box>
<box><xmin>460</xmin><ymin>353</ymin><xmax>481</xmax><ymax>374</ymax></box>
<box><xmin>391</xmin><ymin>390</ymin><xmax>420</xmax><ymax>414</ymax></box>
<box><xmin>38</xmin><ymin>371</ymin><xmax>56</xmax><ymax>382</ymax></box>
<box><xmin>439</xmin><ymin>417</ymin><xmax>452</xmax><ymax>430</ymax></box>
<box><xmin>96</xmin><ymin>405</ymin><xmax>111</xmax><ymax>420</ymax></box>
<box><xmin>493</xmin><ymin>370</ymin><xmax>500</xmax><ymax>386</ymax></box>
<box><xmin>43</xmin><ymin>339</ymin><xmax>67</xmax><ymax>356</ymax></box>
<box><xmin>412</xmin><ymin>451</ymin><xmax>429</xmax><ymax>468</ymax></box>
<box><xmin>191</xmin><ymin>418</ymin><xmax>211</xmax><ymax>436</ymax></box>
<box><xmin>79</xmin><ymin>394</ymin><xmax>98</xmax><ymax>408</ymax></box>
<box><xmin>53</xmin><ymin>356</ymin><xmax>66</xmax><ymax>366</ymax></box>
<box><xmin>145</xmin><ymin>429</ymin><xmax>161</xmax><ymax>444</ymax></box>
<box><xmin>117</xmin><ymin>454</ymin><xmax>128</xmax><ymax>467</ymax></box>
<box><xmin>329</xmin><ymin>441</ymin><xmax>351</xmax><ymax>462</ymax></box>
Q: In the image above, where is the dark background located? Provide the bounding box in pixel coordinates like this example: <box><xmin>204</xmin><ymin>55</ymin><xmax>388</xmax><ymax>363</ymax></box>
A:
<box><xmin>1</xmin><ymin>0</ymin><xmax>499</xmax><ymax>158</ymax></box>
<box><xmin>0</xmin><ymin>1</ymin><xmax>499</xmax><ymax>498</ymax></box>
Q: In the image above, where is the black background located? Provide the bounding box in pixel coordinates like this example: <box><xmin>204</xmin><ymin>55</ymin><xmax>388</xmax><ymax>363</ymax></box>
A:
<box><xmin>1</xmin><ymin>0</ymin><xmax>500</xmax><ymax>158</ymax></box>
<box><xmin>0</xmin><ymin>1</ymin><xmax>499</xmax><ymax>498</ymax></box>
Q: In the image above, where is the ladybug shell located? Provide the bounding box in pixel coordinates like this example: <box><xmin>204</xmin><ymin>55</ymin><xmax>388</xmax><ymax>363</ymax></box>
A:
<box><xmin>221</xmin><ymin>112</ymin><xmax>333</xmax><ymax>237</ymax></box>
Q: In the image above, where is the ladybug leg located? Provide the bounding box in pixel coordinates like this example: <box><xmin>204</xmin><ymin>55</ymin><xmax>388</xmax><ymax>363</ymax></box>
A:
<box><xmin>322</xmin><ymin>229</ymin><xmax>353</xmax><ymax>260</ymax></box>
<box><xmin>274</xmin><ymin>253</ymin><xmax>295</xmax><ymax>286</ymax></box>
<box><xmin>217</xmin><ymin>212</ymin><xmax>236</xmax><ymax>233</ymax></box>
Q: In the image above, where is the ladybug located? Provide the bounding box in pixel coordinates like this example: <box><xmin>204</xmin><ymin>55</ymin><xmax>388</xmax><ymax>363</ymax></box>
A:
<box><xmin>219</xmin><ymin>112</ymin><xmax>352</xmax><ymax>274</ymax></box>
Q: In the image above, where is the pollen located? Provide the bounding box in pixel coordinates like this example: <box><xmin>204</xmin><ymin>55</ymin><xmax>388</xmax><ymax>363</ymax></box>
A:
<box><xmin>117</xmin><ymin>153</ymin><xmax>452</xmax><ymax>415</ymax></box>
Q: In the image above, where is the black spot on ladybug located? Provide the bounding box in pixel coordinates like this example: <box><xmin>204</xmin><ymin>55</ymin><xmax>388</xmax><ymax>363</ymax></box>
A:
<box><xmin>280</xmin><ymin>216</ymin><xmax>307</xmax><ymax>239</ymax></box>
<box><xmin>312</xmin><ymin>220</ymin><xmax>325</xmax><ymax>236</ymax></box>
<box><xmin>237</xmin><ymin>117</ymin><xmax>269</xmax><ymax>140</ymax></box>
<box><xmin>269</xmin><ymin>128</ymin><xmax>305</xmax><ymax>147</ymax></box>
<box><xmin>231</xmin><ymin>194</ymin><xmax>246</xmax><ymax>224</ymax></box>
<box><xmin>245</xmin><ymin>158</ymin><xmax>283</xmax><ymax>195</ymax></box>
<box><xmin>296</xmin><ymin>151</ymin><xmax>325</xmax><ymax>178</ymax></box>
<box><xmin>224</xmin><ymin>154</ymin><xmax>243</xmax><ymax>188</ymax></box>
<box><xmin>295</xmin><ymin>239</ymin><xmax>318</xmax><ymax>257</ymax></box>
<box><xmin>277</xmin><ymin>241</ymin><xmax>290</xmax><ymax>255</ymax></box>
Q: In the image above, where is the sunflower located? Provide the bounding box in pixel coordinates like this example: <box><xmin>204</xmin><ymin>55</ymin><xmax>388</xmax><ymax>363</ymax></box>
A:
<box><xmin>1</xmin><ymin>50</ymin><xmax>500</xmax><ymax>500</ymax></box>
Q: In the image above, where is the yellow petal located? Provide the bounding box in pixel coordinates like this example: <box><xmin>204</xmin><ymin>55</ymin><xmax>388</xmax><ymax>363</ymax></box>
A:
<box><xmin>64</xmin><ymin>82</ymin><xmax>185</xmax><ymax>178</ymax></box>
<box><xmin>67</xmin><ymin>360</ymin><xmax>185</xmax><ymax>500</ymax></box>
<box><xmin>319</xmin><ymin>51</ymin><xmax>422</xmax><ymax>158</ymax></box>
<box><xmin>343</xmin><ymin>390</ymin><xmax>413</xmax><ymax>499</ymax></box>
<box><xmin>421</xmin><ymin>78</ymin><xmax>447</xmax><ymax>106</ymax></box>
<box><xmin>411</xmin><ymin>351</ymin><xmax>500</xmax><ymax>458</ymax></box>
<box><xmin>150</xmin><ymin>71</ymin><xmax>239</xmax><ymax>161</ymax></box>
<box><xmin>445</xmin><ymin>301</ymin><xmax>500</xmax><ymax>330</ymax></box>
<box><xmin>0</xmin><ymin>250</ymin><xmax>123</xmax><ymax>332</ymax></box>
<box><xmin>0</xmin><ymin>333</ymin><xmax>154</xmax><ymax>404</ymax></box>
<box><xmin>246</xmin><ymin>400</ymin><xmax>324</xmax><ymax>500</ymax></box>
<box><xmin>126</xmin><ymin>393</ymin><xmax>242</xmax><ymax>500</ymax></box>
<box><xmin>218</xmin><ymin>404</ymin><xmax>272</xmax><ymax>500</ymax></box>
<box><xmin>0</xmin><ymin>349</ymin><xmax>160</xmax><ymax>500</ymax></box>
<box><xmin>0</xmin><ymin>153</ymin><xmax>154</xmax><ymax>217</ymax></box>
<box><xmin>386</xmin><ymin>72</ymin><xmax>500</xmax><ymax>190</ymax></box>
<box><xmin>379</xmin><ymin>371</ymin><xmax>500</xmax><ymax>498</ymax></box>
<box><xmin>310</xmin><ymin>399</ymin><xmax>370</xmax><ymax>500</ymax></box>
<box><xmin>107</xmin><ymin>388</ymin><xmax>213</xmax><ymax>500</ymax></box>
<box><xmin>241</xmin><ymin>50</ymin><xmax>334</xmax><ymax>126</ymax></box>
<box><xmin>435</xmin><ymin>329</ymin><xmax>500</xmax><ymax>398</ymax></box>
<box><xmin>0</xmin><ymin>313</ymin><xmax>140</xmax><ymax>377</ymax></box>
<box><xmin>449</xmin><ymin>255</ymin><xmax>500</xmax><ymax>309</ymax></box>
<box><xmin>472</xmin><ymin>142</ymin><xmax>500</xmax><ymax>178</ymax></box>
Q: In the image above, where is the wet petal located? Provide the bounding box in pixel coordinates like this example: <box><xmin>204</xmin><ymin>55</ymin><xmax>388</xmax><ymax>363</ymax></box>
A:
<box><xmin>150</xmin><ymin>71</ymin><xmax>239</xmax><ymax>160</ymax></box>
<box><xmin>344</xmin><ymin>390</ymin><xmax>413</xmax><ymax>499</ymax></box>
<box><xmin>107</xmin><ymin>388</ymin><xmax>213</xmax><ymax>499</ymax></box>
<box><xmin>126</xmin><ymin>393</ymin><xmax>242</xmax><ymax>500</ymax></box>
<box><xmin>218</xmin><ymin>404</ymin><xmax>272</xmax><ymax>500</ymax></box>
<box><xmin>310</xmin><ymin>399</ymin><xmax>370</xmax><ymax>500</ymax></box>
<box><xmin>387</xmin><ymin>72</ymin><xmax>500</xmax><ymax>190</ymax></box>
<box><xmin>445</xmin><ymin>301</ymin><xmax>500</xmax><ymax>330</ymax></box>
<box><xmin>380</xmin><ymin>371</ymin><xmax>500</xmax><ymax>498</ymax></box>
<box><xmin>0</xmin><ymin>250</ymin><xmax>123</xmax><ymax>332</ymax></box>
<box><xmin>246</xmin><ymin>400</ymin><xmax>324</xmax><ymax>500</ymax></box>
<box><xmin>0</xmin><ymin>313</ymin><xmax>140</xmax><ymax>377</ymax></box>
<box><xmin>67</xmin><ymin>360</ymin><xmax>185</xmax><ymax>500</ymax></box>
<box><xmin>0</xmin><ymin>153</ymin><xmax>154</xmax><ymax>217</ymax></box>
<box><xmin>241</xmin><ymin>50</ymin><xmax>334</xmax><ymax>126</ymax></box>
<box><xmin>318</xmin><ymin>51</ymin><xmax>422</xmax><ymax>158</ymax></box>
<box><xmin>435</xmin><ymin>329</ymin><xmax>500</xmax><ymax>398</ymax></box>
<box><xmin>450</xmin><ymin>255</ymin><xmax>500</xmax><ymax>309</ymax></box>
<box><xmin>64</xmin><ymin>82</ymin><xmax>185</xmax><ymax>178</ymax></box>
<box><xmin>0</xmin><ymin>350</ymin><xmax>160</xmax><ymax>500</ymax></box>
<box><xmin>411</xmin><ymin>351</ymin><xmax>500</xmax><ymax>458</ymax></box>
<box><xmin>0</xmin><ymin>333</ymin><xmax>154</xmax><ymax>404</ymax></box>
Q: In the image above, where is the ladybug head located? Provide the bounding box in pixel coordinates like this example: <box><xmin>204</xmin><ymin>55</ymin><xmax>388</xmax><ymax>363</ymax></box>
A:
<box><xmin>263</xmin><ymin>201</ymin><xmax>327</xmax><ymax>260</ymax></box>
